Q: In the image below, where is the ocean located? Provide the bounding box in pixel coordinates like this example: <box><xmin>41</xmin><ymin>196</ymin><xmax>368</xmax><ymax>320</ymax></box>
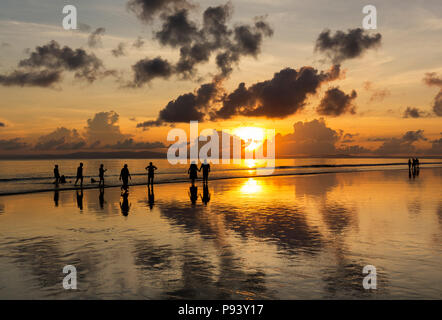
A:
<box><xmin>0</xmin><ymin>158</ymin><xmax>441</xmax><ymax>196</ymax></box>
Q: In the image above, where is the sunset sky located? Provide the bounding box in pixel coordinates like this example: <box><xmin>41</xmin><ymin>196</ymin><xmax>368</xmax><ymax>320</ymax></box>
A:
<box><xmin>0</xmin><ymin>0</ymin><xmax>441</xmax><ymax>157</ymax></box>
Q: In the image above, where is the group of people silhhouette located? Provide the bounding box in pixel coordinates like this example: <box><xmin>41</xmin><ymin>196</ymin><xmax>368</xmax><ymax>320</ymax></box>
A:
<box><xmin>408</xmin><ymin>157</ymin><xmax>420</xmax><ymax>178</ymax></box>
<box><xmin>53</xmin><ymin>160</ymin><xmax>212</xmax><ymax>211</ymax></box>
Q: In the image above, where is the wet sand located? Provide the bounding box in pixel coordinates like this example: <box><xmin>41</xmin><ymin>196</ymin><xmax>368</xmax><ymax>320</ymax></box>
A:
<box><xmin>0</xmin><ymin>168</ymin><xmax>441</xmax><ymax>299</ymax></box>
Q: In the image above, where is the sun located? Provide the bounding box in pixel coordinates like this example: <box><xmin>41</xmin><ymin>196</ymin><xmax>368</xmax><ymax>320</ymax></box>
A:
<box><xmin>233</xmin><ymin>127</ymin><xmax>265</xmax><ymax>151</ymax></box>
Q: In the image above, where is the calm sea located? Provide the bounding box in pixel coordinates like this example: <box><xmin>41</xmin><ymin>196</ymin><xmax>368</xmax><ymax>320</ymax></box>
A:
<box><xmin>0</xmin><ymin>158</ymin><xmax>441</xmax><ymax>195</ymax></box>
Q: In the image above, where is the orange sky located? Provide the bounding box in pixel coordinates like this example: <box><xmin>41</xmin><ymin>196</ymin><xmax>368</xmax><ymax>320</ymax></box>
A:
<box><xmin>0</xmin><ymin>0</ymin><xmax>441</xmax><ymax>156</ymax></box>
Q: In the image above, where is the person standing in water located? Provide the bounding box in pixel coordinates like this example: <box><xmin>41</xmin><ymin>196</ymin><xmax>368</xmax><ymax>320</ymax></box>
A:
<box><xmin>188</xmin><ymin>161</ymin><xmax>199</xmax><ymax>186</ymax></box>
<box><xmin>54</xmin><ymin>164</ymin><xmax>60</xmax><ymax>184</ymax></box>
<box><xmin>408</xmin><ymin>158</ymin><xmax>412</xmax><ymax>172</ymax></box>
<box><xmin>199</xmin><ymin>159</ymin><xmax>210</xmax><ymax>184</ymax></box>
<box><xmin>75</xmin><ymin>163</ymin><xmax>84</xmax><ymax>186</ymax></box>
<box><xmin>119</xmin><ymin>164</ymin><xmax>131</xmax><ymax>190</ymax></box>
<box><xmin>145</xmin><ymin>162</ymin><xmax>158</xmax><ymax>186</ymax></box>
<box><xmin>99</xmin><ymin>164</ymin><xmax>107</xmax><ymax>187</ymax></box>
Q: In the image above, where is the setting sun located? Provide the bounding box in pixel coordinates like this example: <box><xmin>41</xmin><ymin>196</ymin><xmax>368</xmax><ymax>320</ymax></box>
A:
<box><xmin>233</xmin><ymin>127</ymin><xmax>265</xmax><ymax>151</ymax></box>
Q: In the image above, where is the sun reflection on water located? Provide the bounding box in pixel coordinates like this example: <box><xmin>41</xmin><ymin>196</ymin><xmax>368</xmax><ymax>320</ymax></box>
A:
<box><xmin>240</xmin><ymin>178</ymin><xmax>262</xmax><ymax>194</ymax></box>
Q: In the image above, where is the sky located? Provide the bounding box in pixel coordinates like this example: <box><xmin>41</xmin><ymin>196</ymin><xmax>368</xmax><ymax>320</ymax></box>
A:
<box><xmin>0</xmin><ymin>0</ymin><xmax>441</xmax><ymax>157</ymax></box>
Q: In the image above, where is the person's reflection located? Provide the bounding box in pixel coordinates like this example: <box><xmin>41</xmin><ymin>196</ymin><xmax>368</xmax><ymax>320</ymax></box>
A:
<box><xmin>53</xmin><ymin>189</ymin><xmax>59</xmax><ymax>207</ymax></box>
<box><xmin>200</xmin><ymin>183</ymin><xmax>210</xmax><ymax>205</ymax></box>
<box><xmin>148</xmin><ymin>185</ymin><xmax>155</xmax><ymax>210</ymax></box>
<box><xmin>99</xmin><ymin>187</ymin><xmax>105</xmax><ymax>209</ymax></box>
<box><xmin>189</xmin><ymin>185</ymin><xmax>198</xmax><ymax>205</ymax></box>
<box><xmin>120</xmin><ymin>190</ymin><xmax>131</xmax><ymax>216</ymax></box>
<box><xmin>76</xmin><ymin>188</ymin><xmax>83</xmax><ymax>211</ymax></box>
<box><xmin>409</xmin><ymin>168</ymin><xmax>412</xmax><ymax>179</ymax></box>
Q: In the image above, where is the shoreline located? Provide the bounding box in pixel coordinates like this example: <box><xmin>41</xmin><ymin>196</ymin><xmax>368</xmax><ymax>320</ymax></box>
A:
<box><xmin>0</xmin><ymin>165</ymin><xmax>433</xmax><ymax>198</ymax></box>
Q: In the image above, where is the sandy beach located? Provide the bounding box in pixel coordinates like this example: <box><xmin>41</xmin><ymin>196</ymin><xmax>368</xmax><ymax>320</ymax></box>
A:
<box><xmin>0</xmin><ymin>168</ymin><xmax>440</xmax><ymax>299</ymax></box>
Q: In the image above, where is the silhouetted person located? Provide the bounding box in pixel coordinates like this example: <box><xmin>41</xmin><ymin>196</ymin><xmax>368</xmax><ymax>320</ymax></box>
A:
<box><xmin>99</xmin><ymin>164</ymin><xmax>107</xmax><ymax>187</ymax></box>
<box><xmin>54</xmin><ymin>165</ymin><xmax>60</xmax><ymax>184</ymax></box>
<box><xmin>199</xmin><ymin>159</ymin><xmax>210</xmax><ymax>184</ymax></box>
<box><xmin>408</xmin><ymin>158</ymin><xmax>412</xmax><ymax>171</ymax></box>
<box><xmin>120</xmin><ymin>190</ymin><xmax>130</xmax><ymax>216</ymax></box>
<box><xmin>75</xmin><ymin>163</ymin><xmax>84</xmax><ymax>186</ymax></box>
<box><xmin>119</xmin><ymin>164</ymin><xmax>131</xmax><ymax>191</ymax></box>
<box><xmin>188</xmin><ymin>161</ymin><xmax>198</xmax><ymax>186</ymax></box>
<box><xmin>189</xmin><ymin>185</ymin><xmax>198</xmax><ymax>205</ymax></box>
<box><xmin>148</xmin><ymin>185</ymin><xmax>155</xmax><ymax>210</ymax></box>
<box><xmin>99</xmin><ymin>187</ymin><xmax>105</xmax><ymax>209</ymax></box>
<box><xmin>76</xmin><ymin>188</ymin><xmax>83</xmax><ymax>210</ymax></box>
<box><xmin>54</xmin><ymin>189</ymin><xmax>59</xmax><ymax>207</ymax></box>
<box><xmin>200</xmin><ymin>183</ymin><xmax>210</xmax><ymax>205</ymax></box>
<box><xmin>145</xmin><ymin>162</ymin><xmax>158</xmax><ymax>186</ymax></box>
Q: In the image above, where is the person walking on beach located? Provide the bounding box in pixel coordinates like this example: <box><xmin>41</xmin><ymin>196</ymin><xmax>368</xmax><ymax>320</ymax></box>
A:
<box><xmin>75</xmin><ymin>163</ymin><xmax>84</xmax><ymax>186</ymax></box>
<box><xmin>188</xmin><ymin>161</ymin><xmax>198</xmax><ymax>186</ymax></box>
<box><xmin>99</xmin><ymin>164</ymin><xmax>107</xmax><ymax>187</ymax></box>
<box><xmin>145</xmin><ymin>162</ymin><xmax>158</xmax><ymax>186</ymax></box>
<box><xmin>199</xmin><ymin>159</ymin><xmax>210</xmax><ymax>184</ymax></box>
<box><xmin>408</xmin><ymin>158</ymin><xmax>412</xmax><ymax>172</ymax></box>
<box><xmin>54</xmin><ymin>165</ymin><xmax>60</xmax><ymax>184</ymax></box>
<box><xmin>119</xmin><ymin>164</ymin><xmax>131</xmax><ymax>190</ymax></box>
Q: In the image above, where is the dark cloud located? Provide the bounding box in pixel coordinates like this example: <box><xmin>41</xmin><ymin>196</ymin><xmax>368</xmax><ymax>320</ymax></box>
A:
<box><xmin>129</xmin><ymin>3</ymin><xmax>273</xmax><ymax>86</ymax></box>
<box><xmin>423</xmin><ymin>72</ymin><xmax>442</xmax><ymax>116</ymax></box>
<box><xmin>317</xmin><ymin>87</ymin><xmax>357</xmax><ymax>116</ymax></box>
<box><xmin>214</xmin><ymin>64</ymin><xmax>341</xmax><ymax>120</ymax></box>
<box><xmin>429</xmin><ymin>133</ymin><xmax>442</xmax><ymax>155</ymax></box>
<box><xmin>155</xmin><ymin>9</ymin><xmax>200</xmax><ymax>47</ymax></box>
<box><xmin>276</xmin><ymin>118</ymin><xmax>368</xmax><ymax>156</ymax></box>
<box><xmin>374</xmin><ymin>130</ymin><xmax>427</xmax><ymax>155</ymax></box>
<box><xmin>132</xmin><ymin>36</ymin><xmax>145</xmax><ymax>48</ymax></box>
<box><xmin>5</xmin><ymin>40</ymin><xmax>110</xmax><ymax>85</ymax></box>
<box><xmin>87</xmin><ymin>27</ymin><xmax>106</xmax><ymax>48</ymax></box>
<box><xmin>111</xmin><ymin>42</ymin><xmax>126</xmax><ymax>57</ymax></box>
<box><xmin>131</xmin><ymin>57</ymin><xmax>174</xmax><ymax>87</ymax></box>
<box><xmin>402</xmin><ymin>106</ymin><xmax>429</xmax><ymax>118</ymax></box>
<box><xmin>402</xmin><ymin>129</ymin><xmax>427</xmax><ymax>143</ymax></box>
<box><xmin>137</xmin><ymin>81</ymin><xmax>219</xmax><ymax>128</ymax></box>
<box><xmin>433</xmin><ymin>90</ymin><xmax>442</xmax><ymax>116</ymax></box>
<box><xmin>0</xmin><ymin>138</ymin><xmax>28</xmax><ymax>151</ymax></box>
<box><xmin>139</xmin><ymin>64</ymin><xmax>341</xmax><ymax>127</ymax></box>
<box><xmin>315</xmin><ymin>28</ymin><xmax>381</xmax><ymax>64</ymax></box>
<box><xmin>127</xmin><ymin>0</ymin><xmax>192</xmax><ymax>23</ymax></box>
<box><xmin>423</xmin><ymin>72</ymin><xmax>442</xmax><ymax>87</ymax></box>
<box><xmin>34</xmin><ymin>127</ymin><xmax>86</xmax><ymax>151</ymax></box>
<box><xmin>104</xmin><ymin>138</ymin><xmax>166</xmax><ymax>149</ymax></box>
<box><xmin>0</xmin><ymin>70</ymin><xmax>61</xmax><ymax>87</ymax></box>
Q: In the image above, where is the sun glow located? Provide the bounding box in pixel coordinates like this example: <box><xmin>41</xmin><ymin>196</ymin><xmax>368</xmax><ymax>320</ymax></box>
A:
<box><xmin>233</xmin><ymin>127</ymin><xmax>265</xmax><ymax>151</ymax></box>
<box><xmin>240</xmin><ymin>178</ymin><xmax>262</xmax><ymax>194</ymax></box>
